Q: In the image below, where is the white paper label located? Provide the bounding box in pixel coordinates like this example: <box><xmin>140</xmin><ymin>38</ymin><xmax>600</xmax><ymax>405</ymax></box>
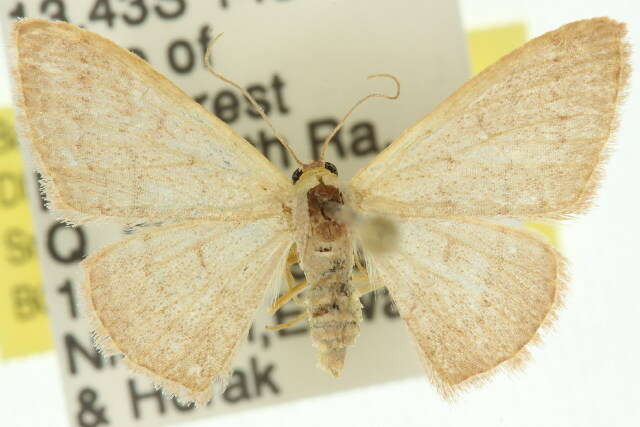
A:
<box><xmin>0</xmin><ymin>1</ymin><xmax>469</xmax><ymax>425</ymax></box>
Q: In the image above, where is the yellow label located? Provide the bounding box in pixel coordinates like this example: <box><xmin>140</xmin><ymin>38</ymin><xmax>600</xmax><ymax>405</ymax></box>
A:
<box><xmin>0</xmin><ymin>108</ymin><xmax>52</xmax><ymax>358</ymax></box>
<box><xmin>467</xmin><ymin>23</ymin><xmax>559</xmax><ymax>247</ymax></box>
<box><xmin>467</xmin><ymin>23</ymin><xmax>528</xmax><ymax>75</ymax></box>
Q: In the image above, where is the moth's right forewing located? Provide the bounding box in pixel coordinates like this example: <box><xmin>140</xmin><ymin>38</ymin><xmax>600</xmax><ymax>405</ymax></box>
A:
<box><xmin>350</xmin><ymin>18</ymin><xmax>630</xmax><ymax>219</ymax></box>
<box><xmin>10</xmin><ymin>19</ymin><xmax>291</xmax><ymax>225</ymax></box>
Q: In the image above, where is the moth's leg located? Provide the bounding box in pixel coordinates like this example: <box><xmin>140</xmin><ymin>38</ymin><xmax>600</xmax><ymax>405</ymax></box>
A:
<box><xmin>354</xmin><ymin>252</ymin><xmax>366</xmax><ymax>273</ymax></box>
<box><xmin>269</xmin><ymin>277</ymin><xmax>309</xmax><ymax>314</ymax></box>
<box><xmin>286</xmin><ymin>267</ymin><xmax>305</xmax><ymax>307</ymax></box>
<box><xmin>270</xmin><ymin>247</ymin><xmax>308</xmax><ymax>313</ymax></box>
<box><xmin>265</xmin><ymin>311</ymin><xmax>309</xmax><ymax>331</ymax></box>
<box><xmin>286</xmin><ymin>245</ymin><xmax>298</xmax><ymax>265</ymax></box>
<box><xmin>355</xmin><ymin>283</ymin><xmax>377</xmax><ymax>297</ymax></box>
<box><xmin>351</xmin><ymin>269</ymin><xmax>378</xmax><ymax>297</ymax></box>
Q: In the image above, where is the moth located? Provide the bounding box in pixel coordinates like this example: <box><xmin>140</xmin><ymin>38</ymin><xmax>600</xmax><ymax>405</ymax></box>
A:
<box><xmin>9</xmin><ymin>17</ymin><xmax>629</xmax><ymax>405</ymax></box>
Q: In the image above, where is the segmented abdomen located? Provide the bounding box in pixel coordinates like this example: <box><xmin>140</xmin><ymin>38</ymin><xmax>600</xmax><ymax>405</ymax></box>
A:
<box><xmin>306</xmin><ymin>250</ymin><xmax>362</xmax><ymax>377</ymax></box>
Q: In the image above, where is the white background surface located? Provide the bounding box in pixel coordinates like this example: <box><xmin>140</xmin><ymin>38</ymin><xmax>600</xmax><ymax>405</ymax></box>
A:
<box><xmin>1</xmin><ymin>1</ymin><xmax>640</xmax><ymax>426</ymax></box>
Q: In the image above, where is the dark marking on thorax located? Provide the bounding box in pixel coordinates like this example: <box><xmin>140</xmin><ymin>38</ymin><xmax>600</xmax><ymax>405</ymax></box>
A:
<box><xmin>307</xmin><ymin>182</ymin><xmax>346</xmax><ymax>242</ymax></box>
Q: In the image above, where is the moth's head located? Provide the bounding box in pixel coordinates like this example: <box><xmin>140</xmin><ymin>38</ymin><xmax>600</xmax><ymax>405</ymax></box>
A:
<box><xmin>291</xmin><ymin>161</ymin><xmax>338</xmax><ymax>187</ymax></box>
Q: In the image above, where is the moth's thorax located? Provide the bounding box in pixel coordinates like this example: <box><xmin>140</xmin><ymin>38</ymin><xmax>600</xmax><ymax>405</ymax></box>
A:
<box><xmin>306</xmin><ymin>180</ymin><xmax>346</xmax><ymax>242</ymax></box>
<box><xmin>291</xmin><ymin>168</ymin><xmax>349</xmax><ymax>259</ymax></box>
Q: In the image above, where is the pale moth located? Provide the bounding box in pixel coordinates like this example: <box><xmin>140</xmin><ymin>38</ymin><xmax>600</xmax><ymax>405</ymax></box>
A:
<box><xmin>9</xmin><ymin>17</ymin><xmax>629</xmax><ymax>405</ymax></box>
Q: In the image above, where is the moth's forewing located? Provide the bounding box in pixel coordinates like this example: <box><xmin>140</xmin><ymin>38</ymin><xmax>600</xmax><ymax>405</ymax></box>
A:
<box><xmin>10</xmin><ymin>19</ymin><xmax>291</xmax><ymax>225</ymax></box>
<box><xmin>351</xmin><ymin>18</ymin><xmax>630</xmax><ymax>220</ymax></box>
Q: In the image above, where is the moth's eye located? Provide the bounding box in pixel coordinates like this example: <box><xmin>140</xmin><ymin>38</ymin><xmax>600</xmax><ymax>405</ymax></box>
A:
<box><xmin>292</xmin><ymin>168</ymin><xmax>303</xmax><ymax>183</ymax></box>
<box><xmin>324</xmin><ymin>162</ymin><xmax>338</xmax><ymax>175</ymax></box>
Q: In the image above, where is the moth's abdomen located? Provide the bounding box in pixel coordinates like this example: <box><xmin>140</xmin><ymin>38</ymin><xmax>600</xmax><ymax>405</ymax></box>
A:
<box><xmin>307</xmin><ymin>256</ymin><xmax>362</xmax><ymax>377</ymax></box>
<box><xmin>294</xmin><ymin>174</ymin><xmax>362</xmax><ymax>377</ymax></box>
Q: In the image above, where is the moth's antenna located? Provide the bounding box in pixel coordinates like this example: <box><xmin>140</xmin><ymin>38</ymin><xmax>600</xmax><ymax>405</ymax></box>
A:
<box><xmin>204</xmin><ymin>33</ymin><xmax>305</xmax><ymax>168</ymax></box>
<box><xmin>319</xmin><ymin>74</ymin><xmax>400</xmax><ymax>162</ymax></box>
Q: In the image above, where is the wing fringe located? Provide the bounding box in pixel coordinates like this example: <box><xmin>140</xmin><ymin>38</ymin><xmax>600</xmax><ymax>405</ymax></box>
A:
<box><xmin>552</xmin><ymin>21</ymin><xmax>632</xmax><ymax>220</ymax></box>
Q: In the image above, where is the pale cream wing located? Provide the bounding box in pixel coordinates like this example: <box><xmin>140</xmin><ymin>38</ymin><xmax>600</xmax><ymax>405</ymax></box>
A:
<box><xmin>350</xmin><ymin>18</ymin><xmax>629</xmax><ymax>219</ymax></box>
<box><xmin>82</xmin><ymin>217</ymin><xmax>292</xmax><ymax>405</ymax></box>
<box><xmin>10</xmin><ymin>19</ymin><xmax>290</xmax><ymax>224</ymax></box>
<box><xmin>363</xmin><ymin>217</ymin><xmax>563</xmax><ymax>396</ymax></box>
